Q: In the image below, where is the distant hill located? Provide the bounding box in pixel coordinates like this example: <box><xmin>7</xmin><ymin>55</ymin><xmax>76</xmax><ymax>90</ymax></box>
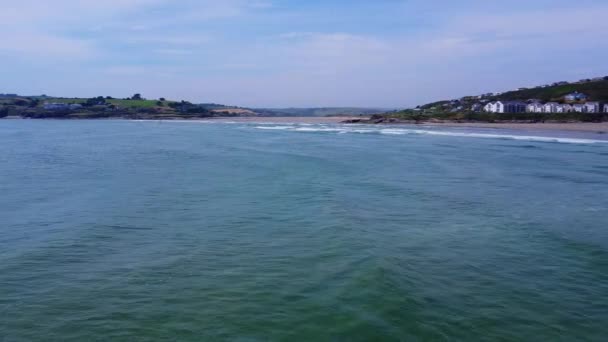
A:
<box><xmin>420</xmin><ymin>77</ymin><xmax>608</xmax><ymax>110</ymax></box>
<box><xmin>0</xmin><ymin>95</ymin><xmax>222</xmax><ymax>119</ymax></box>
<box><xmin>1</xmin><ymin>94</ymin><xmax>384</xmax><ymax>119</ymax></box>
<box><xmin>490</xmin><ymin>79</ymin><xmax>608</xmax><ymax>103</ymax></box>
<box><xmin>372</xmin><ymin>76</ymin><xmax>608</xmax><ymax>123</ymax></box>
<box><xmin>252</xmin><ymin>107</ymin><xmax>386</xmax><ymax>117</ymax></box>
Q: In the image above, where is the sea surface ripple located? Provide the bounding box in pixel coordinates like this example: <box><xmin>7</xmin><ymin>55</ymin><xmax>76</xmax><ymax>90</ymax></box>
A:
<box><xmin>1</xmin><ymin>120</ymin><xmax>608</xmax><ymax>341</ymax></box>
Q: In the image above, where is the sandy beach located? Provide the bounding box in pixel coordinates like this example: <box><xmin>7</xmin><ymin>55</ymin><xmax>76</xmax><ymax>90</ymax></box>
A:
<box><xmin>208</xmin><ymin>116</ymin><xmax>363</xmax><ymax>124</ymax></box>
<box><xmin>207</xmin><ymin>117</ymin><xmax>608</xmax><ymax>133</ymax></box>
<box><xmin>7</xmin><ymin>115</ymin><xmax>607</xmax><ymax>133</ymax></box>
<box><xmin>420</xmin><ymin>122</ymin><xmax>608</xmax><ymax>133</ymax></box>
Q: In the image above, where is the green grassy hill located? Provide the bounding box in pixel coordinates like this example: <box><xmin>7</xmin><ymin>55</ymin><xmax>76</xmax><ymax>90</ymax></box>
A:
<box><xmin>0</xmin><ymin>95</ymin><xmax>217</xmax><ymax>119</ymax></box>
<box><xmin>47</xmin><ymin>98</ymin><xmax>165</xmax><ymax>108</ymax></box>
<box><xmin>492</xmin><ymin>79</ymin><xmax>608</xmax><ymax>102</ymax></box>
<box><xmin>1</xmin><ymin>94</ymin><xmax>384</xmax><ymax>119</ymax></box>
<box><xmin>377</xmin><ymin>77</ymin><xmax>608</xmax><ymax>123</ymax></box>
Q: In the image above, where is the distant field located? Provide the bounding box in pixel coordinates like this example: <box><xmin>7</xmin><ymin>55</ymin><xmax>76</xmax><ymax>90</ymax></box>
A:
<box><xmin>493</xmin><ymin>80</ymin><xmax>608</xmax><ymax>102</ymax></box>
<box><xmin>107</xmin><ymin>99</ymin><xmax>167</xmax><ymax>108</ymax></box>
<box><xmin>44</xmin><ymin>98</ymin><xmax>172</xmax><ymax>108</ymax></box>
<box><xmin>212</xmin><ymin>108</ymin><xmax>257</xmax><ymax>115</ymax></box>
<box><xmin>46</xmin><ymin>98</ymin><xmax>87</xmax><ymax>104</ymax></box>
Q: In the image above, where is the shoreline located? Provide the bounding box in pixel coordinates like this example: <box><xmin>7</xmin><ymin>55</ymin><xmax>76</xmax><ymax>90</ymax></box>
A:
<box><xmin>4</xmin><ymin>115</ymin><xmax>608</xmax><ymax>133</ymax></box>
<box><xmin>205</xmin><ymin>116</ymin><xmax>363</xmax><ymax>124</ymax></box>
<box><xmin>405</xmin><ymin>121</ymin><xmax>608</xmax><ymax>133</ymax></box>
<box><xmin>209</xmin><ymin>117</ymin><xmax>608</xmax><ymax>133</ymax></box>
<box><xmin>341</xmin><ymin>118</ymin><xmax>608</xmax><ymax>133</ymax></box>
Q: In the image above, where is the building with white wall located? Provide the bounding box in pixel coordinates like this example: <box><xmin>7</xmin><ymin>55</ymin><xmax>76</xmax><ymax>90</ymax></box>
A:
<box><xmin>555</xmin><ymin>104</ymin><xmax>573</xmax><ymax>113</ymax></box>
<box><xmin>484</xmin><ymin>101</ymin><xmax>526</xmax><ymax>113</ymax></box>
<box><xmin>565</xmin><ymin>92</ymin><xmax>588</xmax><ymax>101</ymax></box>
<box><xmin>43</xmin><ymin>103</ymin><xmax>69</xmax><ymax>111</ymax></box>
<box><xmin>484</xmin><ymin>102</ymin><xmax>501</xmax><ymax>113</ymax></box>
<box><xmin>527</xmin><ymin>102</ymin><xmax>544</xmax><ymax>113</ymax></box>
<box><xmin>585</xmin><ymin>102</ymin><xmax>601</xmax><ymax>113</ymax></box>
<box><xmin>543</xmin><ymin>102</ymin><xmax>559</xmax><ymax>113</ymax></box>
<box><xmin>572</xmin><ymin>104</ymin><xmax>586</xmax><ymax>112</ymax></box>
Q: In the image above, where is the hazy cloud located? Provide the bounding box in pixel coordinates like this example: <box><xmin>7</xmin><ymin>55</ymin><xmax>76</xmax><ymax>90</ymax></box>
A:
<box><xmin>1</xmin><ymin>0</ymin><xmax>607</xmax><ymax>107</ymax></box>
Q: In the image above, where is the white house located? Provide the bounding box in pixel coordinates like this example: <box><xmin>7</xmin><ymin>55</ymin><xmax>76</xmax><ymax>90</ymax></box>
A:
<box><xmin>485</xmin><ymin>101</ymin><xmax>525</xmax><ymax>113</ymax></box>
<box><xmin>604</xmin><ymin>104</ymin><xmax>608</xmax><ymax>113</ymax></box>
<box><xmin>555</xmin><ymin>104</ymin><xmax>573</xmax><ymax>113</ymax></box>
<box><xmin>526</xmin><ymin>102</ymin><xmax>544</xmax><ymax>113</ymax></box>
<box><xmin>572</xmin><ymin>104</ymin><xmax>586</xmax><ymax>112</ymax></box>
<box><xmin>43</xmin><ymin>103</ymin><xmax>69</xmax><ymax>110</ymax></box>
<box><xmin>565</xmin><ymin>92</ymin><xmax>588</xmax><ymax>102</ymax></box>
<box><xmin>585</xmin><ymin>102</ymin><xmax>601</xmax><ymax>113</ymax></box>
<box><xmin>484</xmin><ymin>102</ymin><xmax>501</xmax><ymax>113</ymax></box>
<box><xmin>543</xmin><ymin>102</ymin><xmax>559</xmax><ymax>113</ymax></box>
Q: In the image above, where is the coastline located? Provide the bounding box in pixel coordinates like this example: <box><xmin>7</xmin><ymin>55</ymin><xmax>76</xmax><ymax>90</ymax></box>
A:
<box><xmin>210</xmin><ymin>116</ymin><xmax>608</xmax><ymax>133</ymax></box>
<box><xmin>206</xmin><ymin>116</ymin><xmax>363</xmax><ymax>124</ymax></box>
<box><xmin>341</xmin><ymin>118</ymin><xmax>608</xmax><ymax>133</ymax></box>
<box><xmin>4</xmin><ymin>115</ymin><xmax>608</xmax><ymax>133</ymax></box>
<box><xmin>410</xmin><ymin>122</ymin><xmax>608</xmax><ymax>133</ymax></box>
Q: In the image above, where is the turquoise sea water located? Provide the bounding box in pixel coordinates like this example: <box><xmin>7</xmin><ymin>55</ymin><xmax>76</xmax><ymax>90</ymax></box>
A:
<box><xmin>1</xmin><ymin>120</ymin><xmax>608</xmax><ymax>341</ymax></box>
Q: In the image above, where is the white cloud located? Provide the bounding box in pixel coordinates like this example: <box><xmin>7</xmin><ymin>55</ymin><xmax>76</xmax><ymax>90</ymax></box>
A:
<box><xmin>0</xmin><ymin>0</ymin><xmax>165</xmax><ymax>24</ymax></box>
<box><xmin>2</xmin><ymin>1</ymin><xmax>607</xmax><ymax>107</ymax></box>
<box><xmin>0</xmin><ymin>31</ymin><xmax>97</xmax><ymax>60</ymax></box>
<box><xmin>123</xmin><ymin>34</ymin><xmax>213</xmax><ymax>46</ymax></box>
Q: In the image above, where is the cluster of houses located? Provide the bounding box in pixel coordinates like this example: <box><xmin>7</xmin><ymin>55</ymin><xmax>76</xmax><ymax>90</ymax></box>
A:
<box><xmin>43</xmin><ymin>102</ymin><xmax>83</xmax><ymax>111</ymax></box>
<box><xmin>479</xmin><ymin>92</ymin><xmax>608</xmax><ymax>114</ymax></box>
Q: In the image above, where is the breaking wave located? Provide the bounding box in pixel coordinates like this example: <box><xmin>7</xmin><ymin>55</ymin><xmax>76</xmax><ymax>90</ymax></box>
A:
<box><xmin>253</xmin><ymin>124</ymin><xmax>608</xmax><ymax>144</ymax></box>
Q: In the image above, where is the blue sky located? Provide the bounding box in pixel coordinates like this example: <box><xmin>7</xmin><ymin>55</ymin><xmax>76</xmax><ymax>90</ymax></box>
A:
<box><xmin>1</xmin><ymin>0</ymin><xmax>608</xmax><ymax>107</ymax></box>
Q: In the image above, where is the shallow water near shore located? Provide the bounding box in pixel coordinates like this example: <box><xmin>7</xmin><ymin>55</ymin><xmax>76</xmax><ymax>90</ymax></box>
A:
<box><xmin>1</xmin><ymin>120</ymin><xmax>608</xmax><ymax>341</ymax></box>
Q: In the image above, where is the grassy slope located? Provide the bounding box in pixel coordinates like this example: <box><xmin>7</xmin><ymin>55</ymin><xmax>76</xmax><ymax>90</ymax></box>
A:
<box><xmin>420</xmin><ymin>80</ymin><xmax>608</xmax><ymax>110</ymax></box>
<box><xmin>108</xmin><ymin>99</ymin><xmax>167</xmax><ymax>108</ymax></box>
<box><xmin>383</xmin><ymin>79</ymin><xmax>608</xmax><ymax>122</ymax></box>
<box><xmin>493</xmin><ymin>80</ymin><xmax>608</xmax><ymax>102</ymax></box>
<box><xmin>47</xmin><ymin>98</ymin><xmax>167</xmax><ymax>108</ymax></box>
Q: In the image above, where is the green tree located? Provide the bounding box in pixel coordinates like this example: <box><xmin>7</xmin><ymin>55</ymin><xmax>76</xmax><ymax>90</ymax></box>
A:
<box><xmin>132</xmin><ymin>93</ymin><xmax>143</xmax><ymax>100</ymax></box>
<box><xmin>83</xmin><ymin>97</ymin><xmax>106</xmax><ymax>107</ymax></box>
<box><xmin>29</xmin><ymin>98</ymin><xmax>40</xmax><ymax>108</ymax></box>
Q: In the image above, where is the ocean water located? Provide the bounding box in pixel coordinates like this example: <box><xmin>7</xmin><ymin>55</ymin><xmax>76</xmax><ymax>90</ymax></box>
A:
<box><xmin>1</xmin><ymin>120</ymin><xmax>608</xmax><ymax>341</ymax></box>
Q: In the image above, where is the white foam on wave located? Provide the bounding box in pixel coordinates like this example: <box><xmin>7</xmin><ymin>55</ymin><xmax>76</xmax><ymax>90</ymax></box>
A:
<box><xmin>379</xmin><ymin>129</ymin><xmax>408</xmax><ymax>135</ymax></box>
<box><xmin>130</xmin><ymin>119</ymin><xmax>218</xmax><ymax>124</ymax></box>
<box><xmin>399</xmin><ymin>129</ymin><xmax>607</xmax><ymax>144</ymax></box>
<box><xmin>254</xmin><ymin>125</ymin><xmax>296</xmax><ymax>130</ymax></box>
<box><xmin>252</xmin><ymin>124</ymin><xmax>608</xmax><ymax>144</ymax></box>
<box><xmin>293</xmin><ymin>127</ymin><xmax>346</xmax><ymax>132</ymax></box>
